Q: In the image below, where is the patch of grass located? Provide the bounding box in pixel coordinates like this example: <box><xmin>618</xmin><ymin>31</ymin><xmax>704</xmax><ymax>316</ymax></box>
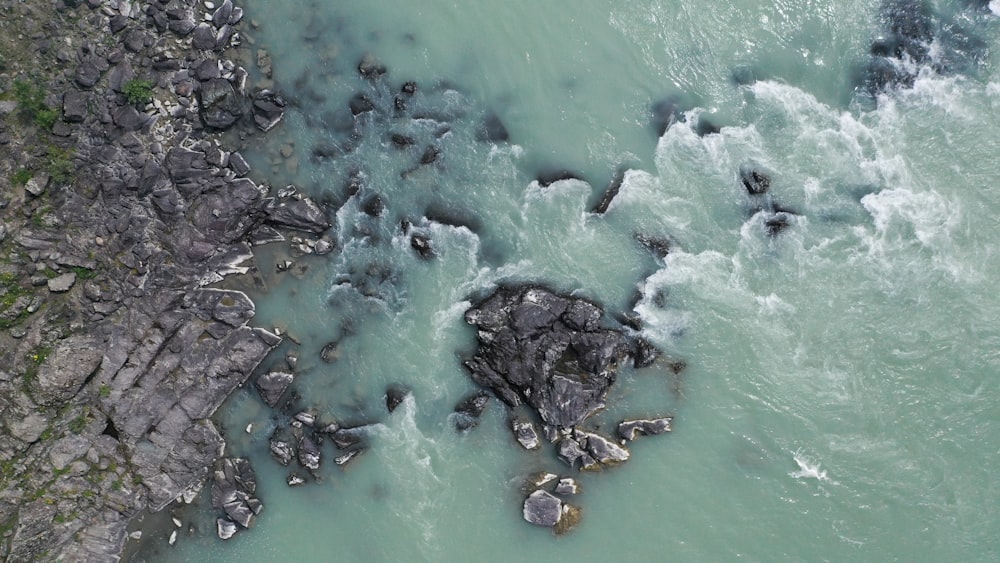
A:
<box><xmin>10</xmin><ymin>168</ymin><xmax>32</xmax><ymax>187</ymax></box>
<box><xmin>12</xmin><ymin>80</ymin><xmax>59</xmax><ymax>131</ymax></box>
<box><xmin>111</xmin><ymin>479</ymin><xmax>123</xmax><ymax>491</ymax></box>
<box><xmin>98</xmin><ymin>384</ymin><xmax>110</xmax><ymax>398</ymax></box>
<box><xmin>71</xmin><ymin>266</ymin><xmax>97</xmax><ymax>280</ymax></box>
<box><xmin>122</xmin><ymin>79</ymin><xmax>154</xmax><ymax>106</ymax></box>
<box><xmin>68</xmin><ymin>413</ymin><xmax>88</xmax><ymax>434</ymax></box>
<box><xmin>45</xmin><ymin>147</ymin><xmax>75</xmax><ymax>185</ymax></box>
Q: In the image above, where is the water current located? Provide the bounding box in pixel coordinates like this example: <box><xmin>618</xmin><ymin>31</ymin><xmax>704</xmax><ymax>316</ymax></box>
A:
<box><xmin>140</xmin><ymin>1</ymin><xmax>1000</xmax><ymax>560</ymax></box>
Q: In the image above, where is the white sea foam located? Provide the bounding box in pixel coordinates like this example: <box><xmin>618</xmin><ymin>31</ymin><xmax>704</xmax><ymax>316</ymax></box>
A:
<box><xmin>790</xmin><ymin>450</ymin><xmax>831</xmax><ymax>482</ymax></box>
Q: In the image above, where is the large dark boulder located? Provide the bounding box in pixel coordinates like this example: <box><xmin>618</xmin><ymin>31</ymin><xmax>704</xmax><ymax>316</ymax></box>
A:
<box><xmin>197</xmin><ymin>78</ymin><xmax>245</xmax><ymax>130</ymax></box>
<box><xmin>464</xmin><ymin>286</ymin><xmax>630</xmax><ymax>429</ymax></box>
<box><xmin>265</xmin><ymin>196</ymin><xmax>331</xmax><ymax>233</ymax></box>
<box><xmin>255</xmin><ymin>371</ymin><xmax>294</xmax><ymax>407</ymax></box>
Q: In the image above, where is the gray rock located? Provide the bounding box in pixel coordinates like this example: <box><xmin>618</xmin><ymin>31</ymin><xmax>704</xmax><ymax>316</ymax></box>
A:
<box><xmin>554</xmin><ymin>477</ymin><xmax>580</xmax><ymax>495</ymax></box>
<box><xmin>251</xmin><ymin>89</ymin><xmax>285</xmax><ymax>132</ymax></box>
<box><xmin>265</xmin><ymin>197</ymin><xmax>331</xmax><ymax>233</ymax></box>
<box><xmin>464</xmin><ymin>286</ymin><xmax>630</xmax><ymax>428</ymax></box>
<box><xmin>334</xmin><ymin>449</ymin><xmax>363</xmax><ymax>466</ymax></box>
<box><xmin>512</xmin><ymin>417</ymin><xmax>540</xmax><ymax>450</ymax></box>
<box><xmin>216</xmin><ymin>518</ymin><xmax>238</xmax><ymax>540</ymax></box>
<box><xmin>113</xmin><ymin>105</ymin><xmax>146</xmax><ymax>131</ymax></box>
<box><xmin>523</xmin><ymin>490</ymin><xmax>562</xmax><ymax>527</ymax></box>
<box><xmin>31</xmin><ymin>335</ymin><xmax>104</xmax><ymax>406</ymax></box>
<box><xmin>212</xmin><ymin>0</ymin><xmax>233</xmax><ymax>28</ymax></box>
<box><xmin>255</xmin><ymin>371</ymin><xmax>293</xmax><ymax>407</ymax></box>
<box><xmin>192</xmin><ymin>23</ymin><xmax>217</xmax><ymax>50</ymax></box>
<box><xmin>63</xmin><ymin>91</ymin><xmax>89</xmax><ymax>123</ymax></box>
<box><xmin>286</xmin><ymin>473</ymin><xmax>305</xmax><ymax>486</ymax></box>
<box><xmin>575</xmin><ymin>430</ymin><xmax>630</xmax><ymax>469</ymax></box>
<box><xmin>47</xmin><ymin>272</ymin><xmax>77</xmax><ymax>293</ymax></box>
<box><xmin>197</xmin><ymin>78</ymin><xmax>244</xmax><ymax>130</ymax></box>
<box><xmin>269</xmin><ymin>437</ymin><xmax>294</xmax><ymax>466</ymax></box>
<box><xmin>25</xmin><ymin>173</ymin><xmax>48</xmax><ymax>197</ymax></box>
<box><xmin>297</xmin><ymin>435</ymin><xmax>320</xmax><ymax>471</ymax></box>
<box><xmin>454</xmin><ymin>391</ymin><xmax>490</xmax><ymax>431</ymax></box>
<box><xmin>618</xmin><ymin>417</ymin><xmax>673</xmax><ymax>441</ymax></box>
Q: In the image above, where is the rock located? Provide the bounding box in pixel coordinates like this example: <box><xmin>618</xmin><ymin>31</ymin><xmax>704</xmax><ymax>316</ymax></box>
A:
<box><xmin>47</xmin><ymin>272</ymin><xmax>77</xmax><ymax>293</ymax></box>
<box><xmin>216</xmin><ymin>518</ymin><xmax>238</xmax><ymax>540</ymax></box>
<box><xmin>420</xmin><ymin>145</ymin><xmax>441</xmax><ymax>165</ymax></box>
<box><xmin>255</xmin><ymin>371</ymin><xmax>293</xmax><ymax>407</ymax></box>
<box><xmin>211</xmin><ymin>458</ymin><xmax>260</xmax><ymax>530</ymax></box>
<box><xmin>297</xmin><ymin>434</ymin><xmax>321</xmax><ymax>471</ymax></box>
<box><xmin>252</xmin><ymin>89</ymin><xmax>286</xmax><ymax>132</ymax></box>
<box><xmin>314</xmin><ymin>237</ymin><xmax>334</xmax><ymax>255</ymax></box>
<box><xmin>618</xmin><ymin>417</ymin><xmax>673</xmax><ymax>441</ymax></box>
<box><xmin>409</xmin><ymin>233</ymin><xmax>434</xmax><ymax>259</ymax></box>
<box><xmin>211</xmin><ymin>0</ymin><xmax>234</xmax><ymax>28</ymax></box>
<box><xmin>634</xmin><ymin>234</ymin><xmax>672</xmax><ymax>259</ymax></box>
<box><xmin>361</xmin><ymin>194</ymin><xmax>384</xmax><ymax>217</ymax></box>
<box><xmin>197</xmin><ymin>78</ymin><xmax>244</xmax><ymax>130</ymax></box>
<box><xmin>62</xmin><ymin>91</ymin><xmax>89</xmax><ymax>123</ymax></box>
<box><xmin>591</xmin><ymin>168</ymin><xmax>625</xmax><ymax>214</ymax></box>
<box><xmin>74</xmin><ymin>57</ymin><xmax>103</xmax><ymax>88</ymax></box>
<box><xmin>349</xmin><ymin>94</ymin><xmax>374</xmax><ymax>116</ymax></box>
<box><xmin>454</xmin><ymin>391</ymin><xmax>490</xmax><ymax>431</ymax></box>
<box><xmin>293</xmin><ymin>411</ymin><xmax>315</xmax><ymax>427</ymax></box>
<box><xmin>463</xmin><ymin>286</ymin><xmax>630</xmax><ymax>429</ymax></box>
<box><xmin>476</xmin><ymin>112</ymin><xmax>509</xmax><ymax>142</ymax></box>
<box><xmin>554</xmin><ymin>477</ymin><xmax>580</xmax><ymax>495</ymax></box>
<box><xmin>320</xmin><ymin>341</ymin><xmax>340</xmax><ymax>363</ymax></box>
<box><xmin>523</xmin><ymin>490</ymin><xmax>562</xmax><ymax>527</ymax></box>
<box><xmin>286</xmin><ymin>473</ymin><xmax>305</xmax><ymax>486</ymax></box>
<box><xmin>269</xmin><ymin>435</ymin><xmax>294</xmax><ymax>466</ymax></box>
<box><xmin>331</xmin><ymin>427</ymin><xmax>367</xmax><ymax>450</ymax></box>
<box><xmin>764</xmin><ymin>212</ymin><xmax>793</xmax><ymax>236</ymax></box>
<box><xmin>739</xmin><ymin>165</ymin><xmax>771</xmax><ymax>195</ymax></box>
<box><xmin>25</xmin><ymin>174</ymin><xmax>48</xmax><ymax>197</ymax></box>
<box><xmin>334</xmin><ymin>449</ymin><xmax>363</xmax><ymax>466</ymax></box>
<box><xmin>265</xmin><ymin>196</ymin><xmax>331</xmax><ymax>233</ymax></box>
<box><xmin>385</xmin><ymin>384</ymin><xmax>410</xmax><ymax>413</ymax></box>
<box><xmin>113</xmin><ymin>105</ymin><xmax>146</xmax><ymax>131</ymax></box>
<box><xmin>31</xmin><ymin>335</ymin><xmax>104</xmax><ymax>406</ymax></box>
<box><xmin>574</xmin><ymin>430</ymin><xmax>630</xmax><ymax>469</ymax></box>
<box><xmin>557</xmin><ymin>437</ymin><xmax>589</xmax><ymax>469</ymax></box>
<box><xmin>511</xmin><ymin>418</ymin><xmax>540</xmax><ymax>450</ymax></box>
<box><xmin>192</xmin><ymin>23</ymin><xmax>217</xmax><ymax>50</ymax></box>
<box><xmin>357</xmin><ymin>53</ymin><xmax>386</xmax><ymax>79</ymax></box>
<box><xmin>633</xmin><ymin>337</ymin><xmax>661</xmax><ymax>369</ymax></box>
<box><xmin>554</xmin><ymin>503</ymin><xmax>582</xmax><ymax>535</ymax></box>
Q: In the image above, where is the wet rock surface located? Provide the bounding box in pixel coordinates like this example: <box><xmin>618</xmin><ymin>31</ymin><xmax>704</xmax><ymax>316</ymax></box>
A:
<box><xmin>464</xmin><ymin>285</ymin><xmax>630</xmax><ymax>428</ymax></box>
<box><xmin>0</xmin><ymin>0</ymin><xmax>289</xmax><ymax>559</ymax></box>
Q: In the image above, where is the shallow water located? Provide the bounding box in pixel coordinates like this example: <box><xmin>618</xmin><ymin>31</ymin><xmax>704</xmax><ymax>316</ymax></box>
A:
<box><xmin>141</xmin><ymin>1</ymin><xmax>1000</xmax><ymax>561</ymax></box>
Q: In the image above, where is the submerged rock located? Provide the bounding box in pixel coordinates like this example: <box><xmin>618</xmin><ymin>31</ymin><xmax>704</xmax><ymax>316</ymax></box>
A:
<box><xmin>385</xmin><ymin>384</ymin><xmax>410</xmax><ymax>413</ymax></box>
<box><xmin>255</xmin><ymin>371</ymin><xmax>294</xmax><ymax>407</ymax></box>
<box><xmin>739</xmin><ymin>165</ymin><xmax>771</xmax><ymax>195</ymax></box>
<box><xmin>454</xmin><ymin>391</ymin><xmax>490</xmax><ymax>431</ymax></box>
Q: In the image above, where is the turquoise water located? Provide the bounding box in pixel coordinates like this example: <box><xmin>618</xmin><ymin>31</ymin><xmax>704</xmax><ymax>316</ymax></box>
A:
<box><xmin>142</xmin><ymin>1</ymin><xmax>1000</xmax><ymax>560</ymax></box>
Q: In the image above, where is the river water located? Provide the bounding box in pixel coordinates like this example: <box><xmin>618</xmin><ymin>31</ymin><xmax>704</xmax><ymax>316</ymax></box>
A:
<box><xmin>141</xmin><ymin>1</ymin><xmax>1000</xmax><ymax>560</ymax></box>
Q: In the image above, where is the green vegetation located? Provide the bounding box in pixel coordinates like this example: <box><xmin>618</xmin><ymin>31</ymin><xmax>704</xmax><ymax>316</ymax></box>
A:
<box><xmin>0</xmin><ymin>272</ymin><xmax>31</xmax><ymax>330</ymax></box>
<box><xmin>10</xmin><ymin>168</ymin><xmax>32</xmax><ymax>186</ymax></box>
<box><xmin>71</xmin><ymin>266</ymin><xmax>97</xmax><ymax>280</ymax></box>
<box><xmin>45</xmin><ymin>146</ymin><xmax>75</xmax><ymax>185</ymax></box>
<box><xmin>98</xmin><ymin>384</ymin><xmax>111</xmax><ymax>398</ymax></box>
<box><xmin>12</xmin><ymin>80</ymin><xmax>59</xmax><ymax>130</ymax></box>
<box><xmin>122</xmin><ymin>79</ymin><xmax>154</xmax><ymax>106</ymax></box>
<box><xmin>68</xmin><ymin>413</ymin><xmax>89</xmax><ymax>434</ymax></box>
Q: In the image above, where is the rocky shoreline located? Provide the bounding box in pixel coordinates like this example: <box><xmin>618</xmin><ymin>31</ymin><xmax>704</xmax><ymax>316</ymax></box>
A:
<box><xmin>0</xmin><ymin>0</ymin><xmax>320</xmax><ymax>559</ymax></box>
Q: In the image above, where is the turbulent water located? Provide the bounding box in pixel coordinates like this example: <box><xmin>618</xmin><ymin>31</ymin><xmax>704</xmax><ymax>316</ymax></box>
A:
<box><xmin>140</xmin><ymin>1</ymin><xmax>1000</xmax><ymax>560</ymax></box>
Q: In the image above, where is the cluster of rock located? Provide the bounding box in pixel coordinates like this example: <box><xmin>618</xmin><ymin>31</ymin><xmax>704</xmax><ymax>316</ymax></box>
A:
<box><xmin>859</xmin><ymin>0</ymin><xmax>989</xmax><ymax>100</ymax></box>
<box><xmin>265</xmin><ymin>407</ymin><xmax>370</xmax><ymax>489</ymax></box>
<box><xmin>462</xmin><ymin>285</ymin><xmax>675</xmax><ymax>532</ymax></box>
<box><xmin>211</xmin><ymin>457</ymin><xmax>261</xmax><ymax>540</ymax></box>
<box><xmin>522</xmin><ymin>473</ymin><xmax>582</xmax><ymax>535</ymax></box>
<box><xmin>0</xmin><ymin>0</ymin><xmax>300</xmax><ymax>559</ymax></box>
